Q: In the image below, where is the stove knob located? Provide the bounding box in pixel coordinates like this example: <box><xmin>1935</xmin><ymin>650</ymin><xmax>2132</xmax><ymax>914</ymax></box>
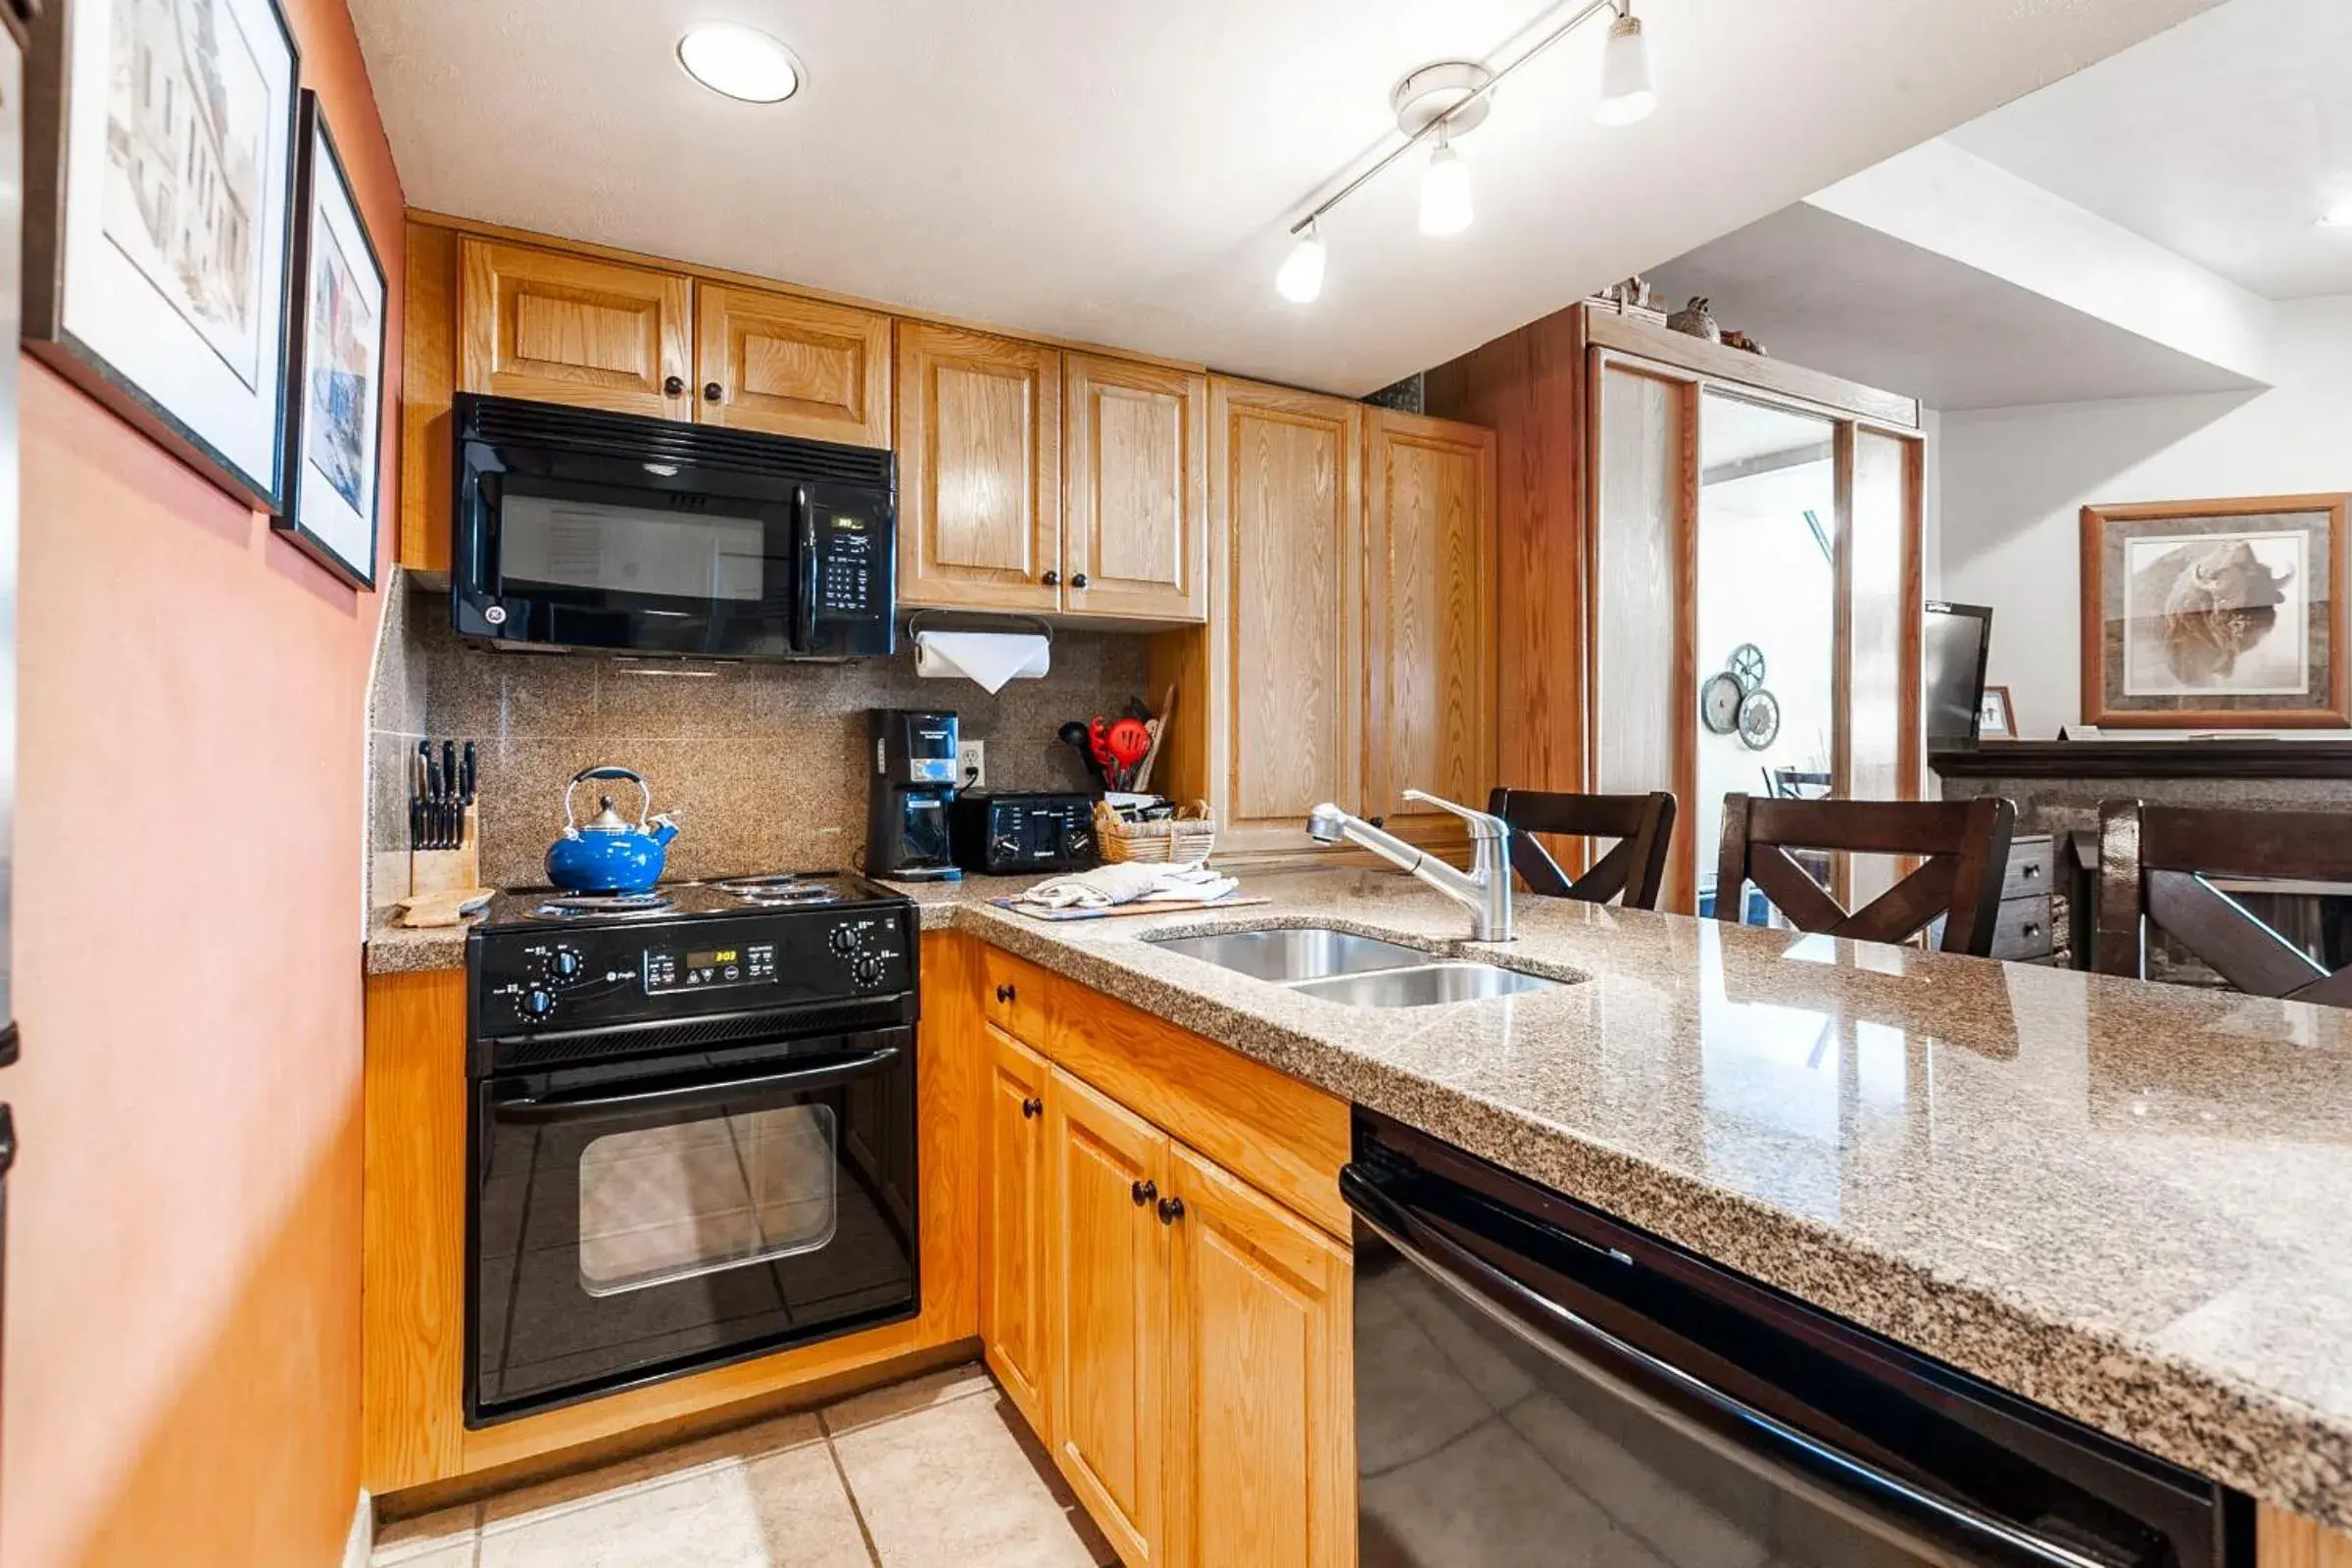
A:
<box><xmin>552</xmin><ymin>947</ymin><xmax>584</xmax><ymax>981</ymax></box>
<box><xmin>829</xmin><ymin>924</ymin><xmax>859</xmax><ymax>956</ymax></box>
<box><xmin>522</xmin><ymin>988</ymin><xmax>555</xmax><ymax>1021</ymax></box>
<box><xmin>852</xmin><ymin>955</ymin><xmax>885</xmax><ymax>988</ymax></box>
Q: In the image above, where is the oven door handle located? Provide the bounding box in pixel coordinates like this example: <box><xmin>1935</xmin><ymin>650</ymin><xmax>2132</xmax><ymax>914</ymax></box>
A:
<box><xmin>497</xmin><ymin>1045</ymin><xmax>902</xmax><ymax>1125</ymax></box>
<box><xmin>1340</xmin><ymin>1166</ymin><xmax>2148</xmax><ymax>1568</ymax></box>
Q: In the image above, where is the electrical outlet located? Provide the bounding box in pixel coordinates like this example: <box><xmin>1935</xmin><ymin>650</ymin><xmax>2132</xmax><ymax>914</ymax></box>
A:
<box><xmin>957</xmin><ymin>739</ymin><xmax>987</xmax><ymax>789</ymax></box>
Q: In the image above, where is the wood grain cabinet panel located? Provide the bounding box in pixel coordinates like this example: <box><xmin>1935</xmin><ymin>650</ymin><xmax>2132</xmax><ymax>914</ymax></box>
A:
<box><xmin>1048</xmin><ymin>1067</ymin><xmax>1169</xmax><ymax>1566</ymax></box>
<box><xmin>1208</xmin><ymin>378</ymin><xmax>1365</xmax><ymax>856</ymax></box>
<box><xmin>981</xmin><ymin>1026</ymin><xmax>1052</xmax><ymax>1436</ymax></box>
<box><xmin>459</xmin><ymin>238</ymin><xmax>691</xmax><ymax>418</ymax></box>
<box><xmin>1163</xmin><ymin>1145</ymin><xmax>1354</xmax><ymax>1568</ymax></box>
<box><xmin>1064</xmin><ymin>355</ymin><xmax>1208</xmax><ymax>622</ymax></box>
<box><xmin>898</xmin><ymin>322</ymin><xmax>1062</xmax><ymax>612</ymax></box>
<box><xmin>693</xmin><ymin>282</ymin><xmax>892</xmax><ymax>446</ymax></box>
<box><xmin>2260</xmin><ymin>1505</ymin><xmax>2352</xmax><ymax>1566</ymax></box>
<box><xmin>1365</xmin><ymin>411</ymin><xmax>1495</xmax><ymax>848</ymax></box>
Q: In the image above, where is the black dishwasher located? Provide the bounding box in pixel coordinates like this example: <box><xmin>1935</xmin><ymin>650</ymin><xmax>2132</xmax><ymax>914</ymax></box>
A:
<box><xmin>1345</xmin><ymin>1109</ymin><xmax>2250</xmax><ymax>1568</ymax></box>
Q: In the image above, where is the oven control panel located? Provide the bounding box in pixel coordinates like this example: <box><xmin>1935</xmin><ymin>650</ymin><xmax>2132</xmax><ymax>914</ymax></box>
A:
<box><xmin>471</xmin><ymin>904</ymin><xmax>919</xmax><ymax>1035</ymax></box>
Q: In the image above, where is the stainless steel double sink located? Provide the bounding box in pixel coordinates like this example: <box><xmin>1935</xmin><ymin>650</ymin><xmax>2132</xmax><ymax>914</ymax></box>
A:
<box><xmin>1146</xmin><ymin>927</ymin><xmax>1565</xmax><ymax>1008</ymax></box>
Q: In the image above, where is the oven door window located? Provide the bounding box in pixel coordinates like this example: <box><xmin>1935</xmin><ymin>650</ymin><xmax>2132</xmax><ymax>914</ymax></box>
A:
<box><xmin>577</xmin><ymin>1102</ymin><xmax>839</xmax><ymax>1297</ymax></box>
<box><xmin>484</xmin><ymin>477</ymin><xmax>799</xmax><ymax>657</ymax></box>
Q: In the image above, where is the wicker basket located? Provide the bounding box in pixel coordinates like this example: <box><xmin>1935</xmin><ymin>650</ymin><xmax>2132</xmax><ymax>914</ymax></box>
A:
<box><xmin>1095</xmin><ymin>800</ymin><xmax>1218</xmax><ymax>865</ymax></box>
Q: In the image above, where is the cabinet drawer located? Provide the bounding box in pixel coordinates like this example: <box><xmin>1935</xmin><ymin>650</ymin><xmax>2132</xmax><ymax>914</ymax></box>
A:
<box><xmin>1989</xmin><ymin>895</ymin><xmax>2053</xmax><ymax>962</ymax></box>
<box><xmin>982</xmin><ymin>947</ymin><xmax>1054</xmax><ymax>1043</ymax></box>
<box><xmin>2000</xmin><ymin>835</ymin><xmax>2054</xmax><ymax>904</ymax></box>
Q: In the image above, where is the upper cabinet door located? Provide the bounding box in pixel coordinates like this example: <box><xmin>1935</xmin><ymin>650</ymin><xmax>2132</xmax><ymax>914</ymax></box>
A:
<box><xmin>1207</xmin><ymin>379</ymin><xmax>1364</xmax><ymax>856</ymax></box>
<box><xmin>458</xmin><ymin>238</ymin><xmax>692</xmax><ymax>419</ymax></box>
<box><xmin>897</xmin><ymin>322</ymin><xmax>1062</xmax><ymax>612</ymax></box>
<box><xmin>693</xmin><ymin>283</ymin><xmax>892</xmax><ymax>447</ymax></box>
<box><xmin>1063</xmin><ymin>355</ymin><xmax>1208</xmax><ymax>623</ymax></box>
<box><xmin>1365</xmin><ymin>411</ymin><xmax>1496</xmax><ymax>846</ymax></box>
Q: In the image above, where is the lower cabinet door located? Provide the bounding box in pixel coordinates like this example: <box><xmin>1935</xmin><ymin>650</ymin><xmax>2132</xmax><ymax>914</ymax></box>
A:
<box><xmin>1049</xmin><ymin>1067</ymin><xmax>1171</xmax><ymax>1566</ymax></box>
<box><xmin>981</xmin><ymin>1027</ymin><xmax>1051</xmax><ymax>1434</ymax></box>
<box><xmin>1163</xmin><ymin>1144</ymin><xmax>1354</xmax><ymax>1568</ymax></box>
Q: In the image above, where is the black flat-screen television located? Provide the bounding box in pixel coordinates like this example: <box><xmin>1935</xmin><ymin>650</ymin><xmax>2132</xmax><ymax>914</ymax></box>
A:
<box><xmin>1924</xmin><ymin>601</ymin><xmax>1994</xmax><ymax>745</ymax></box>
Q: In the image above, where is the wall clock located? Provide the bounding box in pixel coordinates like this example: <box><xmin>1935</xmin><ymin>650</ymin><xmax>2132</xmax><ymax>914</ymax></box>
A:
<box><xmin>1701</xmin><ymin>672</ymin><xmax>1744</xmax><ymax>734</ymax></box>
<box><xmin>1738</xmin><ymin>689</ymin><xmax>1783</xmax><ymax>751</ymax></box>
<box><xmin>1729</xmin><ymin>643</ymin><xmax>1768</xmax><ymax>693</ymax></box>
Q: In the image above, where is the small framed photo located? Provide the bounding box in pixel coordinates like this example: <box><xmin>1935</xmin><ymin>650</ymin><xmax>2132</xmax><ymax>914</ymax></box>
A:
<box><xmin>2080</xmin><ymin>494</ymin><xmax>2349</xmax><ymax>728</ymax></box>
<box><xmin>24</xmin><ymin>0</ymin><xmax>303</xmax><ymax>512</ymax></box>
<box><xmin>273</xmin><ymin>92</ymin><xmax>387</xmax><ymax>589</ymax></box>
<box><xmin>1977</xmin><ymin>685</ymin><xmax>2016</xmax><ymax>740</ymax></box>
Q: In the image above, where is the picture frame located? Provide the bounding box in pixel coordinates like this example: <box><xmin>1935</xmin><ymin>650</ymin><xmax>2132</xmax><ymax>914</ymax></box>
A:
<box><xmin>1977</xmin><ymin>684</ymin><xmax>2015</xmax><ymax>741</ymax></box>
<box><xmin>273</xmin><ymin>91</ymin><xmax>384</xmax><ymax>589</ymax></box>
<box><xmin>24</xmin><ymin>0</ymin><xmax>303</xmax><ymax>514</ymax></box>
<box><xmin>2079</xmin><ymin>494</ymin><xmax>2349</xmax><ymax>729</ymax></box>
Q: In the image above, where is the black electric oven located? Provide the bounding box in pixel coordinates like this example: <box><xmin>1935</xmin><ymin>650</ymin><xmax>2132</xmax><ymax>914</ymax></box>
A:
<box><xmin>451</xmin><ymin>393</ymin><xmax>896</xmax><ymax>660</ymax></box>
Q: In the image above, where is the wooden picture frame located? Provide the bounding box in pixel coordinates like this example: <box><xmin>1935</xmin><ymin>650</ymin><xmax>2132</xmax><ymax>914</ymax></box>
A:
<box><xmin>273</xmin><ymin>92</ymin><xmax>386</xmax><ymax>589</ymax></box>
<box><xmin>1978</xmin><ymin>684</ymin><xmax>2015</xmax><ymax>740</ymax></box>
<box><xmin>2080</xmin><ymin>494</ymin><xmax>2349</xmax><ymax>729</ymax></box>
<box><xmin>24</xmin><ymin>0</ymin><xmax>303</xmax><ymax>514</ymax></box>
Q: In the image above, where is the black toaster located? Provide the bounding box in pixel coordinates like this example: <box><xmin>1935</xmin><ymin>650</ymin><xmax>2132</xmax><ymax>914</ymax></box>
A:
<box><xmin>949</xmin><ymin>791</ymin><xmax>1100</xmax><ymax>875</ymax></box>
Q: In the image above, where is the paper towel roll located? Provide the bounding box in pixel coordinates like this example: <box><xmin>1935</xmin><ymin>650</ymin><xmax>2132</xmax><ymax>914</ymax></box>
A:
<box><xmin>913</xmin><ymin>630</ymin><xmax>1052</xmax><ymax>694</ymax></box>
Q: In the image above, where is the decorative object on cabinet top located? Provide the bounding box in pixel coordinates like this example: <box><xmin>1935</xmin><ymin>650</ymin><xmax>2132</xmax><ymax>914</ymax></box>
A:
<box><xmin>1666</xmin><ymin>295</ymin><xmax>1722</xmax><ymax>342</ymax></box>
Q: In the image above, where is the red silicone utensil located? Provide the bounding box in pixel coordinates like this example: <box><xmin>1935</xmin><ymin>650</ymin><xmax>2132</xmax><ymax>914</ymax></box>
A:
<box><xmin>1107</xmin><ymin>717</ymin><xmax>1152</xmax><ymax>769</ymax></box>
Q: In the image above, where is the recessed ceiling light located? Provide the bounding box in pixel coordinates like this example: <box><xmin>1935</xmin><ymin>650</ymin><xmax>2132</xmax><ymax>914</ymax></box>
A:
<box><xmin>2320</xmin><ymin>199</ymin><xmax>2352</xmax><ymax>229</ymax></box>
<box><xmin>677</xmin><ymin>24</ymin><xmax>803</xmax><ymax>104</ymax></box>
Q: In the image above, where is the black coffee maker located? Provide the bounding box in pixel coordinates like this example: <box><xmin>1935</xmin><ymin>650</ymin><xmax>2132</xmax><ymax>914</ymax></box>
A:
<box><xmin>866</xmin><ymin>710</ymin><xmax>961</xmax><ymax>880</ymax></box>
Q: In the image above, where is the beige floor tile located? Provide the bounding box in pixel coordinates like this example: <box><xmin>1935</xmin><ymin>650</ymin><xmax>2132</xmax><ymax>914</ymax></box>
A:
<box><xmin>833</xmin><ymin>1389</ymin><xmax>1102</xmax><ymax>1567</ymax></box>
<box><xmin>372</xmin><ymin>1502</ymin><xmax>478</xmax><ymax>1564</ymax></box>
<box><xmin>479</xmin><ymin>1445</ymin><xmax>868</xmax><ymax>1568</ymax></box>
<box><xmin>482</xmin><ymin>1410</ymin><xmax>826</xmax><ymax>1530</ymax></box>
<box><xmin>821</xmin><ymin>1361</ymin><xmax>996</xmax><ymax>1436</ymax></box>
<box><xmin>1360</xmin><ymin>1413</ymin><xmax>1663</xmax><ymax>1568</ymax></box>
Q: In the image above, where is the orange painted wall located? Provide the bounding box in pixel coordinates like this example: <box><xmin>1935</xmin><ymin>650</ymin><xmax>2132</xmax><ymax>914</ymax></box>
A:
<box><xmin>0</xmin><ymin>0</ymin><xmax>404</xmax><ymax>1560</ymax></box>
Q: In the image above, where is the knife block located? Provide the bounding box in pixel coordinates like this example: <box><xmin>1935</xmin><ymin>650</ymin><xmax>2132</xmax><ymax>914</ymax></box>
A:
<box><xmin>410</xmin><ymin>803</ymin><xmax>481</xmax><ymax>897</ymax></box>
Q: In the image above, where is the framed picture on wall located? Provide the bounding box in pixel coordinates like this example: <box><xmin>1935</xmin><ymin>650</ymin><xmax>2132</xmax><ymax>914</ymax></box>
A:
<box><xmin>2079</xmin><ymin>494</ymin><xmax>2349</xmax><ymax>728</ymax></box>
<box><xmin>272</xmin><ymin>92</ymin><xmax>385</xmax><ymax>589</ymax></box>
<box><xmin>24</xmin><ymin>0</ymin><xmax>303</xmax><ymax>514</ymax></box>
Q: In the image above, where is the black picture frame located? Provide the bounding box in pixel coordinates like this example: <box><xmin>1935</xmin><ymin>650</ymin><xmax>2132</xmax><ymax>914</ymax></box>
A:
<box><xmin>273</xmin><ymin>91</ymin><xmax>385</xmax><ymax>590</ymax></box>
<box><xmin>23</xmin><ymin>0</ymin><xmax>303</xmax><ymax>514</ymax></box>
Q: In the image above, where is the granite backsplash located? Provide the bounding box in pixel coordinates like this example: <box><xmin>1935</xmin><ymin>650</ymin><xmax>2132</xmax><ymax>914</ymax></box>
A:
<box><xmin>367</xmin><ymin>573</ymin><xmax>1150</xmax><ymax>899</ymax></box>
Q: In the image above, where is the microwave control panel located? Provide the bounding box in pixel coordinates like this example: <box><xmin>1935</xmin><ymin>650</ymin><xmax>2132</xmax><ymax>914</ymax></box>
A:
<box><xmin>816</xmin><ymin>514</ymin><xmax>881</xmax><ymax>615</ymax></box>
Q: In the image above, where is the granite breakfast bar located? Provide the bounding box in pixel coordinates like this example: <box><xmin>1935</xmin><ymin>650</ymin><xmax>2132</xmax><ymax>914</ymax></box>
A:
<box><xmin>366</xmin><ymin>866</ymin><xmax>2352</xmax><ymax>1537</ymax></box>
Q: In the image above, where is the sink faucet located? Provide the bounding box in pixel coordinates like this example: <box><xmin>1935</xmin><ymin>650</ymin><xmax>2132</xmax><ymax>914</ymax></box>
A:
<box><xmin>1306</xmin><ymin>792</ymin><xmax>1512</xmax><ymax>942</ymax></box>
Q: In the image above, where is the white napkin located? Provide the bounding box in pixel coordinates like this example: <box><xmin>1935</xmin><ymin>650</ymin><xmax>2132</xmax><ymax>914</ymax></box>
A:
<box><xmin>914</xmin><ymin>630</ymin><xmax>1051</xmax><ymax>694</ymax></box>
<box><xmin>1020</xmin><ymin>860</ymin><xmax>1239</xmax><ymax>911</ymax></box>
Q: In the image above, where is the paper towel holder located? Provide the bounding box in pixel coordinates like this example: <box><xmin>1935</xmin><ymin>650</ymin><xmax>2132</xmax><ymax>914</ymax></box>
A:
<box><xmin>906</xmin><ymin>610</ymin><xmax>1055</xmax><ymax>646</ymax></box>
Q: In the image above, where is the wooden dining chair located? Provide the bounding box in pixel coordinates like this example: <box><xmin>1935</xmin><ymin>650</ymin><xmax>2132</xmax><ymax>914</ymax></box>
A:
<box><xmin>2095</xmin><ymin>801</ymin><xmax>2352</xmax><ymax>1004</ymax></box>
<box><xmin>1487</xmin><ymin>788</ymin><xmax>1678</xmax><ymax>909</ymax></box>
<box><xmin>1713</xmin><ymin>795</ymin><xmax>2017</xmax><ymax>956</ymax></box>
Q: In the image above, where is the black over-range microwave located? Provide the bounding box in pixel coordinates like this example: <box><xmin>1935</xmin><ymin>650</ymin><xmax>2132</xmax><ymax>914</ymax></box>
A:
<box><xmin>451</xmin><ymin>393</ymin><xmax>896</xmax><ymax>659</ymax></box>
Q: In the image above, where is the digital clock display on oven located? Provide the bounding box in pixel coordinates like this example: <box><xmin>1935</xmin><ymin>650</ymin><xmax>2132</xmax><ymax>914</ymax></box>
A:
<box><xmin>643</xmin><ymin>942</ymin><xmax>778</xmax><ymax>994</ymax></box>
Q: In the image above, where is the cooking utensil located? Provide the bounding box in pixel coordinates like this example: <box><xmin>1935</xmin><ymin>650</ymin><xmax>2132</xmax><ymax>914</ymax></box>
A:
<box><xmin>1057</xmin><ymin>720</ymin><xmax>1107</xmax><ymax>790</ymax></box>
<box><xmin>1088</xmin><ymin>717</ymin><xmax>1113</xmax><ymax>766</ymax></box>
<box><xmin>1106</xmin><ymin>717</ymin><xmax>1151</xmax><ymax>773</ymax></box>
<box><xmin>1134</xmin><ymin>684</ymin><xmax>1176</xmax><ymax>793</ymax></box>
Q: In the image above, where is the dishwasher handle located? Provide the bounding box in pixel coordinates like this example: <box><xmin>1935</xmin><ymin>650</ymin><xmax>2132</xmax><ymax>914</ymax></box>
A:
<box><xmin>1340</xmin><ymin>1165</ymin><xmax>2153</xmax><ymax>1568</ymax></box>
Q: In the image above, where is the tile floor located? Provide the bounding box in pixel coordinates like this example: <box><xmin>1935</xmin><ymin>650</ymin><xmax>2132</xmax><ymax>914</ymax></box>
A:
<box><xmin>370</xmin><ymin>1365</ymin><xmax>1116</xmax><ymax>1568</ymax></box>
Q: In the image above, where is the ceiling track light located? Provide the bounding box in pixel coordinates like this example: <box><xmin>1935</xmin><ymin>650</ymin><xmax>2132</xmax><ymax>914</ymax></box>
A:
<box><xmin>1272</xmin><ymin>0</ymin><xmax>1658</xmax><ymax>301</ymax></box>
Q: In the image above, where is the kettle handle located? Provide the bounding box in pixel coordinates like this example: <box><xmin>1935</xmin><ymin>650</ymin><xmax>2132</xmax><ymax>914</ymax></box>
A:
<box><xmin>564</xmin><ymin>766</ymin><xmax>650</xmax><ymax>833</ymax></box>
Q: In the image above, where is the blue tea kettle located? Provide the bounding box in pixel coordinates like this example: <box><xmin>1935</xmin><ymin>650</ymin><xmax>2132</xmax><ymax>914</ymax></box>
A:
<box><xmin>547</xmin><ymin>766</ymin><xmax>678</xmax><ymax>895</ymax></box>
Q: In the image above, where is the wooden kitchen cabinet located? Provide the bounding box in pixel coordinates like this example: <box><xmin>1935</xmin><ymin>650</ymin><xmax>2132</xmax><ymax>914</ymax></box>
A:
<box><xmin>1364</xmin><ymin>410</ymin><xmax>1496</xmax><ymax>850</ymax></box>
<box><xmin>981</xmin><ymin>1026</ymin><xmax>1052</xmax><ymax>1436</ymax></box>
<box><xmin>1163</xmin><ymin>1144</ymin><xmax>1354</xmax><ymax>1568</ymax></box>
<box><xmin>1063</xmin><ymin>354</ymin><xmax>1209</xmax><ymax>622</ymax></box>
<box><xmin>693</xmin><ymin>282</ymin><xmax>892</xmax><ymax>447</ymax></box>
<box><xmin>896</xmin><ymin>321</ymin><xmax>1064</xmax><ymax>612</ymax></box>
<box><xmin>1048</xmin><ymin>1066</ymin><xmax>1170</xmax><ymax>1566</ymax></box>
<box><xmin>458</xmin><ymin>238</ymin><xmax>693</xmax><ymax>419</ymax></box>
<box><xmin>1198</xmin><ymin>377</ymin><xmax>1367</xmax><ymax>857</ymax></box>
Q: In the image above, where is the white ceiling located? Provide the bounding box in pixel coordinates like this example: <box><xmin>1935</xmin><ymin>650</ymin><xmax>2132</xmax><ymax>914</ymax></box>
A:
<box><xmin>351</xmin><ymin>0</ymin><xmax>2219</xmax><ymax>395</ymax></box>
<box><xmin>1647</xmin><ymin>203</ymin><xmax>2268</xmax><ymax>411</ymax></box>
<box><xmin>1947</xmin><ymin>0</ymin><xmax>2352</xmax><ymax>301</ymax></box>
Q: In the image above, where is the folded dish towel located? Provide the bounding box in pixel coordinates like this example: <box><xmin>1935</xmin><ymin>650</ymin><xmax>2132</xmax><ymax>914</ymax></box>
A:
<box><xmin>1020</xmin><ymin>860</ymin><xmax>1239</xmax><ymax>911</ymax></box>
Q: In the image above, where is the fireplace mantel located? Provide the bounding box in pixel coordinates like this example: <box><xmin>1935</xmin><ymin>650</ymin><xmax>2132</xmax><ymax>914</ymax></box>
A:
<box><xmin>1931</xmin><ymin>740</ymin><xmax>2352</xmax><ymax>781</ymax></box>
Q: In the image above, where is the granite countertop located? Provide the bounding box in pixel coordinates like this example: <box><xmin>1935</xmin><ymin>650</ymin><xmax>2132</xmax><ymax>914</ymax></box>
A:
<box><xmin>364</xmin><ymin>869</ymin><xmax>2352</xmax><ymax>1526</ymax></box>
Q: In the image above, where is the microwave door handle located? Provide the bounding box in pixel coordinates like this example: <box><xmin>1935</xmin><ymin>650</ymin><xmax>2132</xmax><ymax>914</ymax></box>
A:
<box><xmin>794</xmin><ymin>490</ymin><xmax>819</xmax><ymax>653</ymax></box>
<box><xmin>497</xmin><ymin>1045</ymin><xmax>901</xmax><ymax>1125</ymax></box>
<box><xmin>1338</xmin><ymin>1168</ymin><xmax>2142</xmax><ymax>1568</ymax></box>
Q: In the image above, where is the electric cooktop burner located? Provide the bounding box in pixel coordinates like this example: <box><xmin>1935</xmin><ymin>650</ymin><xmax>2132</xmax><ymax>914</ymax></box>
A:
<box><xmin>531</xmin><ymin>891</ymin><xmax>674</xmax><ymax>920</ymax></box>
<box><xmin>713</xmin><ymin>874</ymin><xmax>840</xmax><ymax>906</ymax></box>
<box><xmin>481</xmin><ymin>872</ymin><xmax>895</xmax><ymax>930</ymax></box>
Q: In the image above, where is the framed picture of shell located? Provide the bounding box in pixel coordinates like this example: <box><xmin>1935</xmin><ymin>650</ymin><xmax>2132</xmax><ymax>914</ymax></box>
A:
<box><xmin>2079</xmin><ymin>493</ymin><xmax>2349</xmax><ymax>728</ymax></box>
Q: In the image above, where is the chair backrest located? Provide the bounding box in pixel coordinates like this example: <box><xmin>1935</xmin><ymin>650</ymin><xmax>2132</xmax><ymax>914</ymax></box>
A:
<box><xmin>1714</xmin><ymin>794</ymin><xmax>2017</xmax><ymax>956</ymax></box>
<box><xmin>2095</xmin><ymin>801</ymin><xmax>2352</xmax><ymax>1005</ymax></box>
<box><xmin>1487</xmin><ymin>788</ymin><xmax>1678</xmax><ymax>909</ymax></box>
